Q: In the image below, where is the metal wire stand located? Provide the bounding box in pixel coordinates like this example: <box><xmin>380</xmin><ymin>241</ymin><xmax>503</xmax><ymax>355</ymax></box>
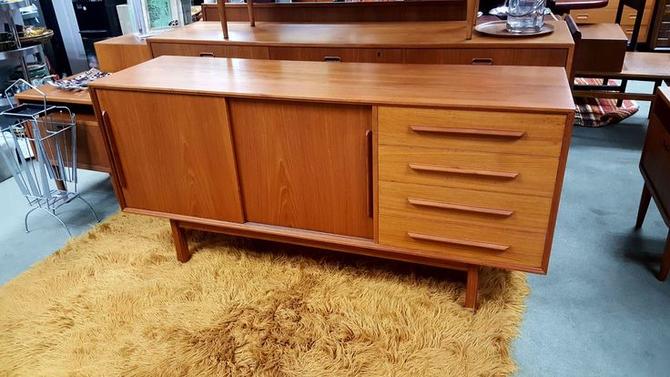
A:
<box><xmin>0</xmin><ymin>79</ymin><xmax>99</xmax><ymax>237</ymax></box>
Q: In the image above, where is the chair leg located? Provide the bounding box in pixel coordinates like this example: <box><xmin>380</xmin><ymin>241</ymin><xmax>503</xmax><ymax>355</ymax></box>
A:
<box><xmin>658</xmin><ymin>230</ymin><xmax>670</xmax><ymax>282</ymax></box>
<box><xmin>464</xmin><ymin>266</ymin><xmax>479</xmax><ymax>310</ymax></box>
<box><xmin>617</xmin><ymin>79</ymin><xmax>628</xmax><ymax>107</ymax></box>
<box><xmin>635</xmin><ymin>184</ymin><xmax>652</xmax><ymax>230</ymax></box>
<box><xmin>170</xmin><ymin>219</ymin><xmax>192</xmax><ymax>263</ymax></box>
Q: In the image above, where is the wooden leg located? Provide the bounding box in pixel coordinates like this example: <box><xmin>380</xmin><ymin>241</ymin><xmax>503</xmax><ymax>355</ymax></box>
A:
<box><xmin>464</xmin><ymin>266</ymin><xmax>479</xmax><ymax>310</ymax></box>
<box><xmin>658</xmin><ymin>230</ymin><xmax>670</xmax><ymax>281</ymax></box>
<box><xmin>635</xmin><ymin>184</ymin><xmax>652</xmax><ymax>230</ymax></box>
<box><xmin>616</xmin><ymin>79</ymin><xmax>628</xmax><ymax>107</ymax></box>
<box><xmin>170</xmin><ymin>219</ymin><xmax>192</xmax><ymax>263</ymax></box>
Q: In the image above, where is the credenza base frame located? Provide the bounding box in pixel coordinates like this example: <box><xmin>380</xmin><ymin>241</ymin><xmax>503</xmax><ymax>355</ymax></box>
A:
<box><xmin>167</xmin><ymin>217</ymin><xmax>480</xmax><ymax>310</ymax></box>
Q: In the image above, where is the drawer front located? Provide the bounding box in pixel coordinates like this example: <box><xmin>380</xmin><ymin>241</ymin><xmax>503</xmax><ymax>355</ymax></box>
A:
<box><xmin>378</xmin><ymin>107</ymin><xmax>566</xmax><ymax>157</ymax></box>
<box><xmin>269</xmin><ymin>47</ymin><xmax>404</xmax><ymax>63</ymax></box>
<box><xmin>151</xmin><ymin>42</ymin><xmax>270</xmax><ymax>59</ymax></box>
<box><xmin>379</xmin><ymin>145</ymin><xmax>560</xmax><ymax>197</ymax></box>
<box><xmin>379</xmin><ymin>210</ymin><xmax>548</xmax><ymax>271</ymax></box>
<box><xmin>642</xmin><ymin>105</ymin><xmax>670</xmax><ymax>209</ymax></box>
<box><xmin>572</xmin><ymin>9</ymin><xmax>616</xmax><ymax>24</ymax></box>
<box><xmin>404</xmin><ymin>48</ymin><xmax>568</xmax><ymax>67</ymax></box>
<box><xmin>380</xmin><ymin>181</ymin><xmax>553</xmax><ymax>232</ymax></box>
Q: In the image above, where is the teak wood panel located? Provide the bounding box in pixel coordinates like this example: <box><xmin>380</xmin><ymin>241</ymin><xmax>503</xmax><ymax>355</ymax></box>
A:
<box><xmin>150</xmin><ymin>42</ymin><xmax>270</xmax><ymax>59</ymax></box>
<box><xmin>268</xmin><ymin>47</ymin><xmax>404</xmax><ymax>63</ymax></box>
<box><xmin>95</xmin><ymin>90</ymin><xmax>244</xmax><ymax>222</ymax></box>
<box><xmin>378</xmin><ymin>107</ymin><xmax>566</xmax><ymax>157</ymax></box>
<box><xmin>94</xmin><ymin>35</ymin><xmax>152</xmax><ymax>73</ymax></box>
<box><xmin>229</xmin><ymin>99</ymin><xmax>373</xmax><ymax>238</ymax></box>
<box><xmin>379</xmin><ymin>145</ymin><xmax>560</xmax><ymax>197</ymax></box>
<box><xmin>378</xmin><ymin>210</ymin><xmax>548</xmax><ymax>271</ymax></box>
<box><xmin>379</xmin><ymin>180</ymin><xmax>553</xmax><ymax>232</ymax></box>
<box><xmin>90</xmin><ymin>56</ymin><xmax>576</xmax><ymax>113</ymax></box>
<box><xmin>403</xmin><ymin>48</ymin><xmax>568</xmax><ymax>67</ymax></box>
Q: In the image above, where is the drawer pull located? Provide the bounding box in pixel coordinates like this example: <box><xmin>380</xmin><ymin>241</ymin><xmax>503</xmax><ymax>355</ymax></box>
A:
<box><xmin>199</xmin><ymin>52</ymin><xmax>215</xmax><ymax>57</ymax></box>
<box><xmin>471</xmin><ymin>57</ymin><xmax>493</xmax><ymax>65</ymax></box>
<box><xmin>410</xmin><ymin>125</ymin><xmax>526</xmax><ymax>139</ymax></box>
<box><xmin>407</xmin><ymin>232</ymin><xmax>510</xmax><ymax>251</ymax></box>
<box><xmin>323</xmin><ymin>55</ymin><xmax>342</xmax><ymax>62</ymax></box>
<box><xmin>409</xmin><ymin>163</ymin><xmax>519</xmax><ymax>179</ymax></box>
<box><xmin>575</xmin><ymin>14</ymin><xmax>589</xmax><ymax>20</ymax></box>
<box><xmin>407</xmin><ymin>197</ymin><xmax>514</xmax><ymax>217</ymax></box>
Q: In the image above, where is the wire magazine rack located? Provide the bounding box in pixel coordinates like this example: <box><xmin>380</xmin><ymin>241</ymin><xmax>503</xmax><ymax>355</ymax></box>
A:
<box><xmin>0</xmin><ymin>79</ymin><xmax>99</xmax><ymax>236</ymax></box>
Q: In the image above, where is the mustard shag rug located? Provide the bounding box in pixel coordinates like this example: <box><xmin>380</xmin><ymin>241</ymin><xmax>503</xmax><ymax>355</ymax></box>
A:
<box><xmin>0</xmin><ymin>213</ymin><xmax>529</xmax><ymax>376</ymax></box>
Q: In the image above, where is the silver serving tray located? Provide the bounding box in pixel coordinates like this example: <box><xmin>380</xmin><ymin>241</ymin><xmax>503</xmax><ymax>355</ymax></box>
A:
<box><xmin>475</xmin><ymin>20</ymin><xmax>554</xmax><ymax>37</ymax></box>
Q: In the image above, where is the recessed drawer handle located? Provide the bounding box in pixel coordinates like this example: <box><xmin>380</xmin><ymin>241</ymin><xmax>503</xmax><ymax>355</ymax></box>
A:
<box><xmin>471</xmin><ymin>57</ymin><xmax>493</xmax><ymax>65</ymax></box>
<box><xmin>407</xmin><ymin>197</ymin><xmax>514</xmax><ymax>217</ymax></box>
<box><xmin>409</xmin><ymin>163</ymin><xmax>520</xmax><ymax>179</ymax></box>
<box><xmin>200</xmin><ymin>52</ymin><xmax>215</xmax><ymax>57</ymax></box>
<box><xmin>575</xmin><ymin>14</ymin><xmax>589</xmax><ymax>20</ymax></box>
<box><xmin>407</xmin><ymin>232</ymin><xmax>510</xmax><ymax>251</ymax></box>
<box><xmin>323</xmin><ymin>55</ymin><xmax>342</xmax><ymax>62</ymax></box>
<box><xmin>410</xmin><ymin>125</ymin><xmax>526</xmax><ymax>139</ymax></box>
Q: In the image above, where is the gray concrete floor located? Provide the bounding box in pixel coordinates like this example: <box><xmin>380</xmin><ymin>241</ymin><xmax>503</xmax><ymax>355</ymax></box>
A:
<box><xmin>0</xmin><ymin>83</ymin><xmax>668</xmax><ymax>375</ymax></box>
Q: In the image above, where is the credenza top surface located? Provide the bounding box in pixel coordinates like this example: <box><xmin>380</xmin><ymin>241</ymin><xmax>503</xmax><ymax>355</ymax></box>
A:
<box><xmin>147</xmin><ymin>20</ymin><xmax>574</xmax><ymax>48</ymax></box>
<box><xmin>90</xmin><ymin>56</ymin><xmax>575</xmax><ymax>112</ymax></box>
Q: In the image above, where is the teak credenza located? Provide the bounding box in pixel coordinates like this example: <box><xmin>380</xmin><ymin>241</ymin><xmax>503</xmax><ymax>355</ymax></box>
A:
<box><xmin>89</xmin><ymin>56</ymin><xmax>575</xmax><ymax>309</ymax></box>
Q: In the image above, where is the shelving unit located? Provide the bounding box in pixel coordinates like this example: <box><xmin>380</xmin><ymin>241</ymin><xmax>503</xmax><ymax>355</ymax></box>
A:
<box><xmin>0</xmin><ymin>0</ymin><xmax>48</xmax><ymax>88</ymax></box>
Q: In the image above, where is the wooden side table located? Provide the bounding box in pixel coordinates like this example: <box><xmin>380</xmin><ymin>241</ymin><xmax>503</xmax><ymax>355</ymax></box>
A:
<box><xmin>635</xmin><ymin>86</ymin><xmax>670</xmax><ymax>281</ymax></box>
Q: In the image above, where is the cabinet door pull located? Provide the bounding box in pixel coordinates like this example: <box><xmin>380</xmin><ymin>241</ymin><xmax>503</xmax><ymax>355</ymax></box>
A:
<box><xmin>407</xmin><ymin>197</ymin><xmax>514</xmax><ymax>217</ymax></box>
<box><xmin>200</xmin><ymin>52</ymin><xmax>215</xmax><ymax>57</ymax></box>
<box><xmin>471</xmin><ymin>57</ymin><xmax>493</xmax><ymax>65</ymax></box>
<box><xmin>366</xmin><ymin>129</ymin><xmax>374</xmax><ymax>218</ymax></box>
<box><xmin>100</xmin><ymin>111</ymin><xmax>127</xmax><ymax>188</ymax></box>
<box><xmin>408</xmin><ymin>232</ymin><xmax>510</xmax><ymax>251</ymax></box>
<box><xmin>323</xmin><ymin>55</ymin><xmax>342</xmax><ymax>62</ymax></box>
<box><xmin>409</xmin><ymin>163</ymin><xmax>519</xmax><ymax>179</ymax></box>
<box><xmin>410</xmin><ymin>125</ymin><xmax>526</xmax><ymax>139</ymax></box>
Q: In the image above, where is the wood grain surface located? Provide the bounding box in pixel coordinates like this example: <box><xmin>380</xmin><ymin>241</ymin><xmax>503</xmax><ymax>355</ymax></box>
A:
<box><xmin>94</xmin><ymin>90</ymin><xmax>244</xmax><ymax>222</ymax></box>
<box><xmin>229</xmin><ymin>99</ymin><xmax>373</xmax><ymax>238</ymax></box>
<box><xmin>89</xmin><ymin>56</ymin><xmax>575</xmax><ymax>113</ymax></box>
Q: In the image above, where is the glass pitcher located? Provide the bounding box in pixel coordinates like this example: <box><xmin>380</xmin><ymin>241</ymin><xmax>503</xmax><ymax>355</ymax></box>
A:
<box><xmin>506</xmin><ymin>0</ymin><xmax>546</xmax><ymax>33</ymax></box>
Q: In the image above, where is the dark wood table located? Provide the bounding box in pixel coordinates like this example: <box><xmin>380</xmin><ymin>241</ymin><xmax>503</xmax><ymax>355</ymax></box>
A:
<box><xmin>635</xmin><ymin>86</ymin><xmax>670</xmax><ymax>281</ymax></box>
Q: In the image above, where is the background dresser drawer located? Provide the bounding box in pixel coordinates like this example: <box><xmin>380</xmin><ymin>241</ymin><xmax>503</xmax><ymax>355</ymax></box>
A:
<box><xmin>151</xmin><ymin>42</ymin><xmax>270</xmax><ymax>59</ymax></box>
<box><xmin>378</xmin><ymin>107</ymin><xmax>566</xmax><ymax>157</ymax></box>
<box><xmin>378</xmin><ymin>212</ymin><xmax>548</xmax><ymax>271</ymax></box>
<box><xmin>379</xmin><ymin>145</ymin><xmax>559</xmax><ymax>197</ymax></box>
<box><xmin>403</xmin><ymin>48</ymin><xmax>568</xmax><ymax>67</ymax></box>
<box><xmin>379</xmin><ymin>181</ymin><xmax>552</xmax><ymax>231</ymax></box>
<box><xmin>268</xmin><ymin>47</ymin><xmax>404</xmax><ymax>63</ymax></box>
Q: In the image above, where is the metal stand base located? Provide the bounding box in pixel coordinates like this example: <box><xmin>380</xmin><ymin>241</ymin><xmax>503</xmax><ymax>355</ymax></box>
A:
<box><xmin>24</xmin><ymin>195</ymin><xmax>101</xmax><ymax>237</ymax></box>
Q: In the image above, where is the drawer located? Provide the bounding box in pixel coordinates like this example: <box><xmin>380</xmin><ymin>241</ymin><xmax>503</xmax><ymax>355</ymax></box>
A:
<box><xmin>572</xmin><ymin>9</ymin><xmax>616</xmax><ymax>24</ymax></box>
<box><xmin>378</xmin><ymin>107</ymin><xmax>567</xmax><ymax>157</ymax></box>
<box><xmin>378</xmin><ymin>210</ymin><xmax>548</xmax><ymax>271</ymax></box>
<box><xmin>641</xmin><ymin>104</ymin><xmax>670</xmax><ymax>210</ymax></box>
<box><xmin>621</xmin><ymin>8</ymin><xmax>654</xmax><ymax>26</ymax></box>
<box><xmin>379</xmin><ymin>181</ymin><xmax>553</xmax><ymax>232</ymax></box>
<box><xmin>378</xmin><ymin>145</ymin><xmax>560</xmax><ymax>197</ymax></box>
<box><xmin>269</xmin><ymin>47</ymin><xmax>404</xmax><ymax>63</ymax></box>
<box><xmin>623</xmin><ymin>25</ymin><xmax>650</xmax><ymax>42</ymax></box>
<box><xmin>403</xmin><ymin>48</ymin><xmax>568</xmax><ymax>67</ymax></box>
<box><xmin>150</xmin><ymin>42</ymin><xmax>270</xmax><ymax>59</ymax></box>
